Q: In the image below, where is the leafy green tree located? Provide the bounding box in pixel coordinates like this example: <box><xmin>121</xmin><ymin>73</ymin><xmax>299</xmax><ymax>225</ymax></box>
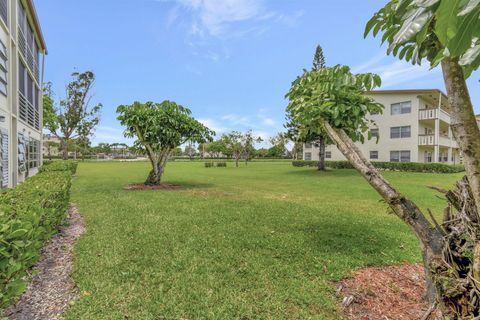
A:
<box><xmin>117</xmin><ymin>101</ymin><xmax>213</xmax><ymax>185</ymax></box>
<box><xmin>172</xmin><ymin>147</ymin><xmax>183</xmax><ymax>157</ymax></box>
<box><xmin>43</xmin><ymin>140</ymin><xmax>59</xmax><ymax>160</ymax></box>
<box><xmin>255</xmin><ymin>148</ymin><xmax>269</xmax><ymax>158</ymax></box>
<box><xmin>207</xmin><ymin>140</ymin><xmax>227</xmax><ymax>158</ymax></box>
<box><xmin>286</xmin><ymin>45</ymin><xmax>330</xmax><ymax>170</ymax></box>
<box><xmin>43</xmin><ymin>71</ymin><xmax>102</xmax><ymax>160</ymax></box>
<box><xmin>242</xmin><ymin>130</ymin><xmax>263</xmax><ymax>166</ymax></box>
<box><xmin>221</xmin><ymin>132</ymin><xmax>243</xmax><ymax>167</ymax></box>
<box><xmin>269</xmin><ymin>133</ymin><xmax>289</xmax><ymax>158</ymax></box>
<box><xmin>366</xmin><ymin>1</ymin><xmax>480</xmax><ymax>316</ymax></box>
<box><xmin>184</xmin><ymin>143</ymin><xmax>197</xmax><ymax>160</ymax></box>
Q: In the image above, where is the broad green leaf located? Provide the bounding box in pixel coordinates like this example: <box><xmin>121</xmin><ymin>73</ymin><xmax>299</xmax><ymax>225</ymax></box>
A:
<box><xmin>459</xmin><ymin>43</ymin><xmax>480</xmax><ymax>65</ymax></box>
<box><xmin>435</xmin><ymin>0</ymin><xmax>460</xmax><ymax>44</ymax></box>
<box><xmin>388</xmin><ymin>7</ymin><xmax>432</xmax><ymax>53</ymax></box>
<box><xmin>459</xmin><ymin>0</ymin><xmax>480</xmax><ymax>15</ymax></box>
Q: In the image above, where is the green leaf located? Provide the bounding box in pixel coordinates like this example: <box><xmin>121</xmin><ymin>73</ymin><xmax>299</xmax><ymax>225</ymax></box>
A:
<box><xmin>435</xmin><ymin>0</ymin><xmax>460</xmax><ymax>45</ymax></box>
<box><xmin>388</xmin><ymin>7</ymin><xmax>433</xmax><ymax>54</ymax></box>
<box><xmin>459</xmin><ymin>0</ymin><xmax>480</xmax><ymax>15</ymax></box>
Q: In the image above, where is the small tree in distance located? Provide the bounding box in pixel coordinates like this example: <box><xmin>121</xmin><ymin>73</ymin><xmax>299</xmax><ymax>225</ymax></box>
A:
<box><xmin>117</xmin><ymin>101</ymin><xmax>214</xmax><ymax>185</ymax></box>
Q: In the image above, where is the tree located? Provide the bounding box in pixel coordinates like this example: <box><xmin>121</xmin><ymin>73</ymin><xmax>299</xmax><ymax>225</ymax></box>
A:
<box><xmin>43</xmin><ymin>71</ymin><xmax>102</xmax><ymax>160</ymax></box>
<box><xmin>221</xmin><ymin>132</ymin><xmax>243</xmax><ymax>167</ymax></box>
<box><xmin>242</xmin><ymin>130</ymin><xmax>263</xmax><ymax>166</ymax></box>
<box><xmin>207</xmin><ymin>140</ymin><xmax>227</xmax><ymax>158</ymax></box>
<box><xmin>269</xmin><ymin>133</ymin><xmax>289</xmax><ymax>158</ymax></box>
<box><xmin>255</xmin><ymin>148</ymin><xmax>269</xmax><ymax>158</ymax></box>
<box><xmin>43</xmin><ymin>140</ymin><xmax>59</xmax><ymax>160</ymax></box>
<box><xmin>117</xmin><ymin>101</ymin><xmax>213</xmax><ymax>185</ymax></box>
<box><xmin>366</xmin><ymin>1</ymin><xmax>480</xmax><ymax>317</ymax></box>
<box><xmin>286</xmin><ymin>45</ymin><xmax>330</xmax><ymax>170</ymax></box>
<box><xmin>184</xmin><ymin>143</ymin><xmax>196</xmax><ymax>160</ymax></box>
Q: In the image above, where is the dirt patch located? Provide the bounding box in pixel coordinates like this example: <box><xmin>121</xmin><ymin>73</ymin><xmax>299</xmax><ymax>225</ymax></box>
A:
<box><xmin>125</xmin><ymin>183</ymin><xmax>182</xmax><ymax>190</ymax></box>
<box><xmin>5</xmin><ymin>204</ymin><xmax>86</xmax><ymax>320</ymax></box>
<box><xmin>337</xmin><ymin>263</ymin><xmax>441</xmax><ymax>320</ymax></box>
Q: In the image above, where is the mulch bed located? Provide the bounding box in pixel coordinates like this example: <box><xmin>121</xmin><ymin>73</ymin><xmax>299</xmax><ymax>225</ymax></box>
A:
<box><xmin>5</xmin><ymin>204</ymin><xmax>86</xmax><ymax>320</ymax></box>
<box><xmin>125</xmin><ymin>183</ymin><xmax>182</xmax><ymax>190</ymax></box>
<box><xmin>337</xmin><ymin>263</ymin><xmax>441</xmax><ymax>320</ymax></box>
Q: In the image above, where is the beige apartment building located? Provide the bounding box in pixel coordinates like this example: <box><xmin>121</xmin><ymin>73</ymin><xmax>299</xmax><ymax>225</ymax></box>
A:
<box><xmin>0</xmin><ymin>0</ymin><xmax>46</xmax><ymax>188</ymax></box>
<box><xmin>303</xmin><ymin>89</ymin><xmax>461</xmax><ymax>164</ymax></box>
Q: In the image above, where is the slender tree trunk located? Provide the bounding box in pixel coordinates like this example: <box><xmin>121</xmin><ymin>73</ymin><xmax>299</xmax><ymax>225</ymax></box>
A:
<box><xmin>441</xmin><ymin>57</ymin><xmax>480</xmax><ymax>213</ymax></box>
<box><xmin>322</xmin><ymin>121</ymin><xmax>444</xmax><ymax>303</ymax></box>
<box><xmin>318</xmin><ymin>137</ymin><xmax>326</xmax><ymax>171</ymax></box>
<box><xmin>62</xmin><ymin>139</ymin><xmax>68</xmax><ymax>160</ymax></box>
<box><xmin>48</xmin><ymin>147</ymin><xmax>52</xmax><ymax>161</ymax></box>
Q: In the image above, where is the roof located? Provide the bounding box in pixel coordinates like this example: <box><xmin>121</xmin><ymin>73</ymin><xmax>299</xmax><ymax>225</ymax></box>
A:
<box><xmin>365</xmin><ymin>89</ymin><xmax>448</xmax><ymax>100</ymax></box>
<box><xmin>25</xmin><ymin>0</ymin><xmax>47</xmax><ymax>54</ymax></box>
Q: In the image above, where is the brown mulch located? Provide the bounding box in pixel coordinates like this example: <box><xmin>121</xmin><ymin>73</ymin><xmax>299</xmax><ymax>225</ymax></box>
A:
<box><xmin>337</xmin><ymin>263</ymin><xmax>441</xmax><ymax>320</ymax></box>
<box><xmin>125</xmin><ymin>183</ymin><xmax>182</xmax><ymax>190</ymax></box>
<box><xmin>5</xmin><ymin>204</ymin><xmax>86</xmax><ymax>320</ymax></box>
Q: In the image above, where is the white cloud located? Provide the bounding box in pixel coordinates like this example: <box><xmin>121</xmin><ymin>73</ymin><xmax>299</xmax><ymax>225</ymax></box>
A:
<box><xmin>353</xmin><ymin>52</ymin><xmax>443</xmax><ymax>89</ymax></box>
<box><xmin>262</xmin><ymin>118</ymin><xmax>276</xmax><ymax>126</ymax></box>
<box><xmin>92</xmin><ymin>125</ymin><xmax>134</xmax><ymax>145</ymax></box>
<box><xmin>198</xmin><ymin>118</ymin><xmax>226</xmax><ymax>134</ymax></box>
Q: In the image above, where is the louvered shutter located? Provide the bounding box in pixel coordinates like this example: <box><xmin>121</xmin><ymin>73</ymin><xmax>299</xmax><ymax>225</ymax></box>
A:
<box><xmin>0</xmin><ymin>128</ymin><xmax>7</xmax><ymax>187</ymax></box>
<box><xmin>18</xmin><ymin>133</ymin><xmax>26</xmax><ymax>173</ymax></box>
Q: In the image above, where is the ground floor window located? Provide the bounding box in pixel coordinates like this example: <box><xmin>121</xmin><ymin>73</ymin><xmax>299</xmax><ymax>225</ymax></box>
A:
<box><xmin>370</xmin><ymin>151</ymin><xmax>378</xmax><ymax>159</ymax></box>
<box><xmin>424</xmin><ymin>151</ymin><xmax>432</xmax><ymax>163</ymax></box>
<box><xmin>305</xmin><ymin>142</ymin><xmax>312</xmax><ymax>149</ymax></box>
<box><xmin>325</xmin><ymin>151</ymin><xmax>331</xmax><ymax>159</ymax></box>
<box><xmin>390</xmin><ymin>150</ymin><xmax>410</xmax><ymax>162</ymax></box>
<box><xmin>304</xmin><ymin>152</ymin><xmax>311</xmax><ymax>160</ymax></box>
<box><xmin>28</xmin><ymin>138</ymin><xmax>40</xmax><ymax>169</ymax></box>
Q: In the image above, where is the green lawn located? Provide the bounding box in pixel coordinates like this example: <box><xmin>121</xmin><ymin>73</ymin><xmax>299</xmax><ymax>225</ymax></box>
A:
<box><xmin>65</xmin><ymin>161</ymin><xmax>462</xmax><ymax>319</ymax></box>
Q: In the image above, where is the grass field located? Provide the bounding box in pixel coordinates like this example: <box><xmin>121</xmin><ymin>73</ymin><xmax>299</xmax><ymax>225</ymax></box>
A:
<box><xmin>65</xmin><ymin>161</ymin><xmax>462</xmax><ymax>319</ymax></box>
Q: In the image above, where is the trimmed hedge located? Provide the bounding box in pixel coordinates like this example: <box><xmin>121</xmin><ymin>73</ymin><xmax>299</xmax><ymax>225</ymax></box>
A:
<box><xmin>39</xmin><ymin>160</ymin><xmax>78</xmax><ymax>175</ymax></box>
<box><xmin>0</xmin><ymin>167</ymin><xmax>73</xmax><ymax>307</ymax></box>
<box><xmin>292</xmin><ymin>160</ymin><xmax>465</xmax><ymax>173</ymax></box>
<box><xmin>205</xmin><ymin>162</ymin><xmax>227</xmax><ymax>168</ymax></box>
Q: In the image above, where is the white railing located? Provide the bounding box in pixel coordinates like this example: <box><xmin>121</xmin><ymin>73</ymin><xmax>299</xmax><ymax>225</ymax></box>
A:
<box><xmin>18</xmin><ymin>91</ymin><xmax>39</xmax><ymax>130</ymax></box>
<box><xmin>439</xmin><ymin>136</ymin><xmax>451</xmax><ymax>147</ymax></box>
<box><xmin>419</xmin><ymin>109</ymin><xmax>437</xmax><ymax>120</ymax></box>
<box><xmin>418</xmin><ymin>135</ymin><xmax>435</xmax><ymax>145</ymax></box>
<box><xmin>439</xmin><ymin>109</ymin><xmax>451</xmax><ymax>124</ymax></box>
<box><xmin>17</xmin><ymin>26</ymin><xmax>40</xmax><ymax>82</ymax></box>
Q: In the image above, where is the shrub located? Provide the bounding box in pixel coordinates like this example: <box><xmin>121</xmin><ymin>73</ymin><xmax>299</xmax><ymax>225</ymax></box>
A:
<box><xmin>39</xmin><ymin>160</ymin><xmax>78</xmax><ymax>175</ymax></box>
<box><xmin>216</xmin><ymin>162</ymin><xmax>227</xmax><ymax>167</ymax></box>
<box><xmin>0</xmin><ymin>170</ymin><xmax>72</xmax><ymax>307</ymax></box>
<box><xmin>204</xmin><ymin>162</ymin><xmax>214</xmax><ymax>168</ymax></box>
<box><xmin>292</xmin><ymin>160</ymin><xmax>465</xmax><ymax>173</ymax></box>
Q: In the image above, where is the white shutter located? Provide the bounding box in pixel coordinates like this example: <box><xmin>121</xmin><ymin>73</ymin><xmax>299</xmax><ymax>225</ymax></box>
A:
<box><xmin>18</xmin><ymin>133</ymin><xmax>26</xmax><ymax>173</ymax></box>
<box><xmin>0</xmin><ymin>129</ymin><xmax>7</xmax><ymax>188</ymax></box>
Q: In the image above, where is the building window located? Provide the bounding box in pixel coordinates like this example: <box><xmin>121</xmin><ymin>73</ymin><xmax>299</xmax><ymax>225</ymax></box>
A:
<box><xmin>28</xmin><ymin>138</ymin><xmax>39</xmax><ymax>169</ymax></box>
<box><xmin>325</xmin><ymin>151</ymin><xmax>332</xmax><ymax>159</ymax></box>
<box><xmin>425</xmin><ymin>151</ymin><xmax>432</xmax><ymax>163</ymax></box>
<box><xmin>0</xmin><ymin>0</ymin><xmax>7</xmax><ymax>26</ymax></box>
<box><xmin>305</xmin><ymin>142</ymin><xmax>312</xmax><ymax>149</ymax></box>
<box><xmin>390</xmin><ymin>126</ymin><xmax>411</xmax><ymax>139</ymax></box>
<box><xmin>370</xmin><ymin>128</ymin><xmax>379</xmax><ymax>138</ymax></box>
<box><xmin>0</xmin><ymin>40</ymin><xmax>7</xmax><ymax>96</ymax></box>
<box><xmin>304</xmin><ymin>152</ymin><xmax>312</xmax><ymax>161</ymax></box>
<box><xmin>370</xmin><ymin>151</ymin><xmax>379</xmax><ymax>159</ymax></box>
<box><xmin>391</xmin><ymin>101</ymin><xmax>412</xmax><ymax>115</ymax></box>
<box><xmin>390</xmin><ymin>150</ymin><xmax>411</xmax><ymax>162</ymax></box>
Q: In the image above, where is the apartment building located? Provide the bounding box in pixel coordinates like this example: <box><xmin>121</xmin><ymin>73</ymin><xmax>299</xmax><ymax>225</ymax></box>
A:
<box><xmin>0</xmin><ymin>0</ymin><xmax>46</xmax><ymax>188</ymax></box>
<box><xmin>303</xmin><ymin>89</ymin><xmax>461</xmax><ymax>164</ymax></box>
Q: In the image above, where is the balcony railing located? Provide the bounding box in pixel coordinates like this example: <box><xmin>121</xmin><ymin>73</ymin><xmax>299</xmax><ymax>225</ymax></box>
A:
<box><xmin>419</xmin><ymin>108</ymin><xmax>451</xmax><ymax>124</ymax></box>
<box><xmin>18</xmin><ymin>91</ymin><xmax>39</xmax><ymax>130</ymax></box>
<box><xmin>17</xmin><ymin>26</ymin><xmax>39</xmax><ymax>82</ymax></box>
<box><xmin>419</xmin><ymin>134</ymin><xmax>435</xmax><ymax>145</ymax></box>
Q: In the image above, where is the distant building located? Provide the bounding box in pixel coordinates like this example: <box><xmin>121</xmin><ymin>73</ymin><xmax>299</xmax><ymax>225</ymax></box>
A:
<box><xmin>42</xmin><ymin>134</ymin><xmax>61</xmax><ymax>158</ymax></box>
<box><xmin>304</xmin><ymin>89</ymin><xmax>461</xmax><ymax>164</ymax></box>
<box><xmin>0</xmin><ymin>0</ymin><xmax>47</xmax><ymax>187</ymax></box>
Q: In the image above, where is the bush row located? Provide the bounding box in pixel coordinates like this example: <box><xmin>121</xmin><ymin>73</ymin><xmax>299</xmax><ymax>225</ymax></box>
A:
<box><xmin>0</xmin><ymin>164</ymin><xmax>74</xmax><ymax>307</ymax></box>
<box><xmin>205</xmin><ymin>162</ymin><xmax>227</xmax><ymax>168</ymax></box>
<box><xmin>292</xmin><ymin>160</ymin><xmax>465</xmax><ymax>173</ymax></box>
<box><xmin>39</xmin><ymin>160</ymin><xmax>78</xmax><ymax>175</ymax></box>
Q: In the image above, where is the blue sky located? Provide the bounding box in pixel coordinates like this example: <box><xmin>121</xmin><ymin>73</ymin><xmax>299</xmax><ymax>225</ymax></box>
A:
<box><xmin>36</xmin><ymin>0</ymin><xmax>480</xmax><ymax>146</ymax></box>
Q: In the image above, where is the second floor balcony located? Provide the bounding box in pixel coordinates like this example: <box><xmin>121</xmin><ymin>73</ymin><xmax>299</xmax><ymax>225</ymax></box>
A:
<box><xmin>419</xmin><ymin>108</ymin><xmax>451</xmax><ymax>124</ymax></box>
<box><xmin>418</xmin><ymin>134</ymin><xmax>458</xmax><ymax>148</ymax></box>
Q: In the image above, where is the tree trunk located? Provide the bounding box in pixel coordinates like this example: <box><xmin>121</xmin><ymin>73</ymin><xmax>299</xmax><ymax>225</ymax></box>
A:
<box><xmin>318</xmin><ymin>137</ymin><xmax>326</xmax><ymax>171</ymax></box>
<box><xmin>62</xmin><ymin>139</ymin><xmax>68</xmax><ymax>160</ymax></box>
<box><xmin>48</xmin><ymin>147</ymin><xmax>52</xmax><ymax>161</ymax></box>
<box><xmin>441</xmin><ymin>57</ymin><xmax>480</xmax><ymax>213</ymax></box>
<box><xmin>322</xmin><ymin>121</ymin><xmax>444</xmax><ymax>303</ymax></box>
<box><xmin>145</xmin><ymin>163</ymin><xmax>163</xmax><ymax>185</ymax></box>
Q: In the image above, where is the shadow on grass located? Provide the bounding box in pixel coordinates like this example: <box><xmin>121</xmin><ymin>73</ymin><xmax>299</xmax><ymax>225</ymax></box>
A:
<box><xmin>285</xmin><ymin>168</ymin><xmax>360</xmax><ymax>178</ymax></box>
<box><xmin>124</xmin><ymin>181</ymin><xmax>215</xmax><ymax>191</ymax></box>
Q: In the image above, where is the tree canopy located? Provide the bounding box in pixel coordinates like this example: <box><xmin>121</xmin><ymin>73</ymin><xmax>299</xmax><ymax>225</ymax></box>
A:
<box><xmin>117</xmin><ymin>101</ymin><xmax>214</xmax><ymax>184</ymax></box>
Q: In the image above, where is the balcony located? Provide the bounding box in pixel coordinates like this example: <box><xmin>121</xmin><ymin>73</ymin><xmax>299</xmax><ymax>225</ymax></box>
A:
<box><xmin>418</xmin><ymin>134</ymin><xmax>459</xmax><ymax>148</ymax></box>
<box><xmin>418</xmin><ymin>108</ymin><xmax>451</xmax><ymax>124</ymax></box>
<box><xmin>418</xmin><ymin>134</ymin><xmax>435</xmax><ymax>146</ymax></box>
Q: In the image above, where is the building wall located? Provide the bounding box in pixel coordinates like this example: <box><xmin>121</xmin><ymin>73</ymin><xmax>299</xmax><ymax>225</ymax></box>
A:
<box><xmin>303</xmin><ymin>91</ymin><xmax>461</xmax><ymax>165</ymax></box>
<box><xmin>0</xmin><ymin>0</ymin><xmax>45</xmax><ymax>188</ymax></box>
